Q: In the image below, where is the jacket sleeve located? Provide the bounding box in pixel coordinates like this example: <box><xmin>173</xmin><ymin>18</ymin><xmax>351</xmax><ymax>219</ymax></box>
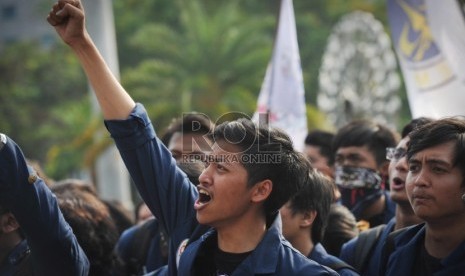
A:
<box><xmin>104</xmin><ymin>103</ymin><xmax>198</xmax><ymax>236</ymax></box>
<box><xmin>0</xmin><ymin>134</ymin><xmax>89</xmax><ymax>276</ymax></box>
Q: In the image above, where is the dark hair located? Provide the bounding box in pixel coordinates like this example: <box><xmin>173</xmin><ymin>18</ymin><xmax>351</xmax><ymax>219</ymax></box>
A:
<box><xmin>407</xmin><ymin>117</ymin><xmax>465</xmax><ymax>180</ymax></box>
<box><xmin>102</xmin><ymin>199</ymin><xmax>134</xmax><ymax>235</ymax></box>
<box><xmin>212</xmin><ymin>118</ymin><xmax>311</xmax><ymax>219</ymax></box>
<box><xmin>321</xmin><ymin>203</ymin><xmax>358</xmax><ymax>256</ymax></box>
<box><xmin>52</xmin><ymin>179</ymin><xmax>134</xmax><ymax>235</ymax></box>
<box><xmin>305</xmin><ymin>130</ymin><xmax>335</xmax><ymax>165</ymax></box>
<box><xmin>52</xmin><ymin>186</ymin><xmax>122</xmax><ymax>276</ymax></box>
<box><xmin>288</xmin><ymin>170</ymin><xmax>333</xmax><ymax>243</ymax></box>
<box><xmin>160</xmin><ymin>113</ymin><xmax>213</xmax><ymax>146</ymax></box>
<box><xmin>52</xmin><ymin>178</ymin><xmax>98</xmax><ymax>195</ymax></box>
<box><xmin>333</xmin><ymin>119</ymin><xmax>398</xmax><ymax>165</ymax></box>
<box><xmin>401</xmin><ymin>117</ymin><xmax>434</xmax><ymax>138</ymax></box>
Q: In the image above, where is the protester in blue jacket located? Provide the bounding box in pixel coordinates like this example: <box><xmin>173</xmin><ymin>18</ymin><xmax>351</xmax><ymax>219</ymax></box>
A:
<box><xmin>339</xmin><ymin>118</ymin><xmax>431</xmax><ymax>275</ymax></box>
<box><xmin>381</xmin><ymin>117</ymin><xmax>465</xmax><ymax>275</ymax></box>
<box><xmin>280</xmin><ymin>169</ymin><xmax>359</xmax><ymax>276</ymax></box>
<box><xmin>47</xmin><ymin>1</ymin><xmax>338</xmax><ymax>275</ymax></box>
<box><xmin>0</xmin><ymin>134</ymin><xmax>89</xmax><ymax>276</ymax></box>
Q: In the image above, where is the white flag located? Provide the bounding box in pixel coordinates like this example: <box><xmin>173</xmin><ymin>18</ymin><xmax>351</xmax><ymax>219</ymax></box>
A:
<box><xmin>387</xmin><ymin>0</ymin><xmax>465</xmax><ymax>118</ymax></box>
<box><xmin>253</xmin><ymin>0</ymin><xmax>307</xmax><ymax>152</ymax></box>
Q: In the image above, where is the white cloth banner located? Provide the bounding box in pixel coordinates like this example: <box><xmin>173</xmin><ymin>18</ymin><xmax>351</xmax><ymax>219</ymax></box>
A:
<box><xmin>387</xmin><ymin>0</ymin><xmax>465</xmax><ymax>118</ymax></box>
<box><xmin>253</xmin><ymin>0</ymin><xmax>307</xmax><ymax>151</ymax></box>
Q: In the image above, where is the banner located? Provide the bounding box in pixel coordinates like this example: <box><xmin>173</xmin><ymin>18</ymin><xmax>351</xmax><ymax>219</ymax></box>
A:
<box><xmin>387</xmin><ymin>0</ymin><xmax>465</xmax><ymax>118</ymax></box>
<box><xmin>253</xmin><ymin>0</ymin><xmax>307</xmax><ymax>151</ymax></box>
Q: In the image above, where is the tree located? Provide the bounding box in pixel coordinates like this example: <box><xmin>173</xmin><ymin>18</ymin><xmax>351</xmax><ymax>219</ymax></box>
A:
<box><xmin>117</xmin><ymin>0</ymin><xmax>274</xmax><ymax>127</ymax></box>
<box><xmin>0</xmin><ymin>41</ymin><xmax>90</xmax><ymax>179</ymax></box>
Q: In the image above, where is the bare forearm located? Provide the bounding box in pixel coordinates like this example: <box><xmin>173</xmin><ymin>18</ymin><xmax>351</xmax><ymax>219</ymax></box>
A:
<box><xmin>71</xmin><ymin>33</ymin><xmax>135</xmax><ymax>120</ymax></box>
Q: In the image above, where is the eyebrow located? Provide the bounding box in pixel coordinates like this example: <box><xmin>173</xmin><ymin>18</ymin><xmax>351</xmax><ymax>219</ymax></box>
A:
<box><xmin>409</xmin><ymin>157</ymin><xmax>452</xmax><ymax>167</ymax></box>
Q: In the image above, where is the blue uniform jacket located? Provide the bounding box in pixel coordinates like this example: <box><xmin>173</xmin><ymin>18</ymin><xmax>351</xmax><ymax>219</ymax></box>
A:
<box><xmin>116</xmin><ymin>217</ymin><xmax>167</xmax><ymax>274</ymax></box>
<box><xmin>105</xmin><ymin>104</ymin><xmax>339</xmax><ymax>276</ymax></box>
<box><xmin>0</xmin><ymin>134</ymin><xmax>89</xmax><ymax>276</ymax></box>
<box><xmin>0</xmin><ymin>239</ymin><xmax>31</xmax><ymax>276</ymax></box>
<box><xmin>384</xmin><ymin>224</ymin><xmax>465</xmax><ymax>276</ymax></box>
<box><xmin>340</xmin><ymin>217</ymin><xmax>396</xmax><ymax>275</ymax></box>
<box><xmin>309</xmin><ymin>243</ymin><xmax>359</xmax><ymax>276</ymax></box>
<box><xmin>178</xmin><ymin>216</ymin><xmax>338</xmax><ymax>276</ymax></box>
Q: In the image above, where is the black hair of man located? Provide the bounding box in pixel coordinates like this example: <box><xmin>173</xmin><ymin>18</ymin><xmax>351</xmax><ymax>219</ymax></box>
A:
<box><xmin>407</xmin><ymin>117</ymin><xmax>465</xmax><ymax>181</ymax></box>
<box><xmin>401</xmin><ymin>117</ymin><xmax>434</xmax><ymax>139</ymax></box>
<box><xmin>333</xmin><ymin>119</ymin><xmax>398</xmax><ymax>166</ymax></box>
<box><xmin>52</xmin><ymin>185</ymin><xmax>122</xmax><ymax>276</ymax></box>
<box><xmin>305</xmin><ymin>130</ymin><xmax>335</xmax><ymax>165</ymax></box>
<box><xmin>321</xmin><ymin>204</ymin><xmax>358</xmax><ymax>256</ymax></box>
<box><xmin>160</xmin><ymin>113</ymin><xmax>213</xmax><ymax>146</ymax></box>
<box><xmin>212</xmin><ymin>118</ymin><xmax>311</xmax><ymax>220</ymax></box>
<box><xmin>287</xmin><ymin>169</ymin><xmax>334</xmax><ymax>243</ymax></box>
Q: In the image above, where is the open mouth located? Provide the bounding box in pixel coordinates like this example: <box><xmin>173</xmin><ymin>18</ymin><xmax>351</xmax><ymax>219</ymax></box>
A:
<box><xmin>391</xmin><ymin>177</ymin><xmax>405</xmax><ymax>189</ymax></box>
<box><xmin>198</xmin><ymin>188</ymin><xmax>212</xmax><ymax>204</ymax></box>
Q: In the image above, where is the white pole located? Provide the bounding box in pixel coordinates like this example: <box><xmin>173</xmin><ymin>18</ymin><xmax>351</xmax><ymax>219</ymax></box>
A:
<box><xmin>82</xmin><ymin>0</ymin><xmax>133</xmax><ymax>211</ymax></box>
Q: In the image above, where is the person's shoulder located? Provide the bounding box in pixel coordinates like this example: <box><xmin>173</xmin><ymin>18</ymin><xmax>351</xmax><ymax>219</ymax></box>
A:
<box><xmin>340</xmin><ymin>235</ymin><xmax>358</xmax><ymax>253</ymax></box>
<box><xmin>391</xmin><ymin>223</ymin><xmax>424</xmax><ymax>247</ymax></box>
<box><xmin>280</xmin><ymin>242</ymin><xmax>339</xmax><ymax>275</ymax></box>
<box><xmin>117</xmin><ymin>218</ymin><xmax>158</xmax><ymax>250</ymax></box>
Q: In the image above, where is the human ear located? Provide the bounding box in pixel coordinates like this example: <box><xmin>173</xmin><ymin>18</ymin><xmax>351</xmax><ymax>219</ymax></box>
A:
<box><xmin>251</xmin><ymin>180</ymin><xmax>273</xmax><ymax>203</ymax></box>
<box><xmin>0</xmin><ymin>213</ymin><xmax>20</xmax><ymax>233</ymax></box>
<box><xmin>300</xmin><ymin>210</ymin><xmax>317</xmax><ymax>227</ymax></box>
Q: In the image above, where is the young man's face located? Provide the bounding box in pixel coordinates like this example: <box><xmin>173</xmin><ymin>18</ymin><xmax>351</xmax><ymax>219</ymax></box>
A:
<box><xmin>195</xmin><ymin>142</ymin><xmax>257</xmax><ymax>229</ymax></box>
<box><xmin>279</xmin><ymin>202</ymin><xmax>303</xmax><ymax>244</ymax></box>
<box><xmin>406</xmin><ymin>141</ymin><xmax>465</xmax><ymax>221</ymax></box>
<box><xmin>335</xmin><ymin>145</ymin><xmax>379</xmax><ymax>171</ymax></box>
<box><xmin>168</xmin><ymin>132</ymin><xmax>211</xmax><ymax>162</ymax></box>
<box><xmin>304</xmin><ymin>145</ymin><xmax>333</xmax><ymax>178</ymax></box>
<box><xmin>389</xmin><ymin>138</ymin><xmax>410</xmax><ymax>204</ymax></box>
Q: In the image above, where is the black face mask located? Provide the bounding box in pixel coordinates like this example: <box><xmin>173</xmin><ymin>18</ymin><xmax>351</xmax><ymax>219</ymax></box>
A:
<box><xmin>335</xmin><ymin>166</ymin><xmax>382</xmax><ymax>189</ymax></box>
<box><xmin>335</xmin><ymin>166</ymin><xmax>384</xmax><ymax>219</ymax></box>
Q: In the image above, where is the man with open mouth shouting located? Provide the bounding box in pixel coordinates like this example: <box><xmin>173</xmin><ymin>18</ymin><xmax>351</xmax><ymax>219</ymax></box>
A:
<box><xmin>47</xmin><ymin>1</ymin><xmax>338</xmax><ymax>275</ymax></box>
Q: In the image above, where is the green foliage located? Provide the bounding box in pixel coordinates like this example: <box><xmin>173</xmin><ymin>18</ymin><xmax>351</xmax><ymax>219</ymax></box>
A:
<box><xmin>118</xmin><ymin>0</ymin><xmax>274</xmax><ymax>128</ymax></box>
<box><xmin>0</xmin><ymin>41</ymin><xmax>89</xmax><ymax>179</ymax></box>
<box><xmin>1</xmin><ymin>0</ymin><xmax>410</xmax><ymax>179</ymax></box>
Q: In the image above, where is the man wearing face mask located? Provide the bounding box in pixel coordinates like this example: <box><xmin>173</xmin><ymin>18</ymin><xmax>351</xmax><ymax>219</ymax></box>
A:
<box><xmin>339</xmin><ymin>118</ymin><xmax>431</xmax><ymax>275</ymax></box>
<box><xmin>332</xmin><ymin>120</ymin><xmax>398</xmax><ymax>230</ymax></box>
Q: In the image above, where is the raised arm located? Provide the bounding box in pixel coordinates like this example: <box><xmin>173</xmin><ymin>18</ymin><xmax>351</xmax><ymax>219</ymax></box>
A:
<box><xmin>0</xmin><ymin>134</ymin><xmax>89</xmax><ymax>275</ymax></box>
<box><xmin>47</xmin><ymin>0</ymin><xmax>135</xmax><ymax>120</ymax></box>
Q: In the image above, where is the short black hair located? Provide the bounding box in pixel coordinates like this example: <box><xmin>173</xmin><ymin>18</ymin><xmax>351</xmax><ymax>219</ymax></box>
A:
<box><xmin>401</xmin><ymin>117</ymin><xmax>434</xmax><ymax>138</ymax></box>
<box><xmin>321</xmin><ymin>204</ymin><xmax>358</xmax><ymax>256</ymax></box>
<box><xmin>407</xmin><ymin>117</ymin><xmax>465</xmax><ymax>182</ymax></box>
<box><xmin>288</xmin><ymin>170</ymin><xmax>333</xmax><ymax>243</ymax></box>
<box><xmin>305</xmin><ymin>130</ymin><xmax>335</xmax><ymax>165</ymax></box>
<box><xmin>333</xmin><ymin>119</ymin><xmax>398</xmax><ymax>166</ymax></box>
<box><xmin>212</xmin><ymin>118</ymin><xmax>311</xmax><ymax>219</ymax></box>
<box><xmin>160</xmin><ymin>113</ymin><xmax>213</xmax><ymax>146</ymax></box>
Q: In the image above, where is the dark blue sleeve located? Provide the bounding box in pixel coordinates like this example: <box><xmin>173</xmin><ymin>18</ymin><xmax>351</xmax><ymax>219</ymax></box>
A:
<box><xmin>0</xmin><ymin>134</ymin><xmax>89</xmax><ymax>276</ymax></box>
<box><xmin>104</xmin><ymin>103</ymin><xmax>198</xmax><ymax>238</ymax></box>
<box><xmin>339</xmin><ymin>237</ymin><xmax>357</xmax><ymax>266</ymax></box>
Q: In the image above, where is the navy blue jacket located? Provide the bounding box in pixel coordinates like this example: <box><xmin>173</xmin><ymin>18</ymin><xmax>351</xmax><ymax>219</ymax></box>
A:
<box><xmin>0</xmin><ymin>239</ymin><xmax>31</xmax><ymax>276</ymax></box>
<box><xmin>0</xmin><ymin>134</ymin><xmax>89</xmax><ymax>276</ymax></box>
<box><xmin>384</xmin><ymin>224</ymin><xmax>465</xmax><ymax>276</ymax></box>
<box><xmin>105</xmin><ymin>104</ymin><xmax>339</xmax><ymax>276</ymax></box>
<box><xmin>309</xmin><ymin>243</ymin><xmax>359</xmax><ymax>276</ymax></box>
<box><xmin>116</xmin><ymin>218</ymin><xmax>167</xmax><ymax>274</ymax></box>
<box><xmin>340</xmin><ymin>217</ymin><xmax>396</xmax><ymax>275</ymax></box>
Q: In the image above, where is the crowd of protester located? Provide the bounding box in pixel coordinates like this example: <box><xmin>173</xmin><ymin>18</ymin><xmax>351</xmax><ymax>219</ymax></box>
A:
<box><xmin>1</xmin><ymin>1</ymin><xmax>465</xmax><ymax>275</ymax></box>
